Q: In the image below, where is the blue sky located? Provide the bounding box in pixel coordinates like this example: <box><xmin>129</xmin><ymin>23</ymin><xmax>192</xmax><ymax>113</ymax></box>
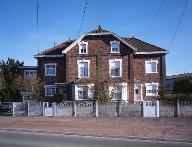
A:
<box><xmin>0</xmin><ymin>0</ymin><xmax>191</xmax><ymax>75</ymax></box>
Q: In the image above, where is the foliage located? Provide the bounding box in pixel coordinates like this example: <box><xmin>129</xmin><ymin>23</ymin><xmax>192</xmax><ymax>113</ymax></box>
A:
<box><xmin>0</xmin><ymin>58</ymin><xmax>23</xmax><ymax>102</ymax></box>
<box><xmin>94</xmin><ymin>80</ymin><xmax>111</xmax><ymax>104</ymax></box>
<box><xmin>22</xmin><ymin>77</ymin><xmax>44</xmax><ymax>102</ymax></box>
<box><xmin>158</xmin><ymin>93</ymin><xmax>192</xmax><ymax>102</ymax></box>
<box><xmin>158</xmin><ymin>76</ymin><xmax>192</xmax><ymax>101</ymax></box>
<box><xmin>54</xmin><ymin>93</ymin><xmax>68</xmax><ymax>103</ymax></box>
<box><xmin>173</xmin><ymin>76</ymin><xmax>192</xmax><ymax>94</ymax></box>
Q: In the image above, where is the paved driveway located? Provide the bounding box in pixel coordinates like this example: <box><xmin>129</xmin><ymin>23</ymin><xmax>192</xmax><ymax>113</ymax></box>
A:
<box><xmin>0</xmin><ymin>116</ymin><xmax>191</xmax><ymax>142</ymax></box>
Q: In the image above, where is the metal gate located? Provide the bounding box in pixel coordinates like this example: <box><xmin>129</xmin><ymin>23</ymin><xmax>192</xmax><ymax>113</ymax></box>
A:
<box><xmin>43</xmin><ymin>102</ymin><xmax>53</xmax><ymax>116</ymax></box>
<box><xmin>143</xmin><ymin>101</ymin><xmax>159</xmax><ymax>117</ymax></box>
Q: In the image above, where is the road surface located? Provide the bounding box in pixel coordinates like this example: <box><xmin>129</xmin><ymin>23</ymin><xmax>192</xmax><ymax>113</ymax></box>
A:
<box><xmin>0</xmin><ymin>130</ymin><xmax>191</xmax><ymax>147</ymax></box>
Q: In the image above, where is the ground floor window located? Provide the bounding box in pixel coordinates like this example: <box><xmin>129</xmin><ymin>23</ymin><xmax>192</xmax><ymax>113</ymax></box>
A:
<box><xmin>77</xmin><ymin>86</ymin><xmax>88</xmax><ymax>100</ymax></box>
<box><xmin>45</xmin><ymin>85</ymin><xmax>56</xmax><ymax>96</ymax></box>
<box><xmin>145</xmin><ymin>83</ymin><xmax>158</xmax><ymax>96</ymax></box>
<box><xmin>111</xmin><ymin>85</ymin><xmax>122</xmax><ymax>100</ymax></box>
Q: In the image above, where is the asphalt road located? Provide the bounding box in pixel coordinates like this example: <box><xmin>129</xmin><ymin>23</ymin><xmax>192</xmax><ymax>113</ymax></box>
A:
<box><xmin>0</xmin><ymin>130</ymin><xmax>192</xmax><ymax>147</ymax></box>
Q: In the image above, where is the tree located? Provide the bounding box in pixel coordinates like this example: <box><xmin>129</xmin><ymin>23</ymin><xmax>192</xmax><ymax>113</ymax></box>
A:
<box><xmin>54</xmin><ymin>93</ymin><xmax>68</xmax><ymax>103</ymax></box>
<box><xmin>158</xmin><ymin>76</ymin><xmax>192</xmax><ymax>101</ymax></box>
<box><xmin>173</xmin><ymin>76</ymin><xmax>192</xmax><ymax>94</ymax></box>
<box><xmin>22</xmin><ymin>77</ymin><xmax>44</xmax><ymax>102</ymax></box>
<box><xmin>0</xmin><ymin>58</ymin><xmax>23</xmax><ymax>102</ymax></box>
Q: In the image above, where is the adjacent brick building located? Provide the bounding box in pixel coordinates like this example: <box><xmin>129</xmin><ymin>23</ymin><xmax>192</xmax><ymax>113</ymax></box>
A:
<box><xmin>34</xmin><ymin>26</ymin><xmax>168</xmax><ymax>102</ymax></box>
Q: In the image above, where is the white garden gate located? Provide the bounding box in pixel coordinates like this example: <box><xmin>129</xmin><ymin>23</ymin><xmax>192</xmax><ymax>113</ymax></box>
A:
<box><xmin>43</xmin><ymin>102</ymin><xmax>53</xmax><ymax>116</ymax></box>
<box><xmin>143</xmin><ymin>101</ymin><xmax>159</xmax><ymax>117</ymax></box>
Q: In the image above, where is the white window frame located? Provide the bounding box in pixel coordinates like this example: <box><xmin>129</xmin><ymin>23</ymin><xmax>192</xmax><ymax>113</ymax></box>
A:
<box><xmin>24</xmin><ymin>70</ymin><xmax>37</xmax><ymax>79</ymax></box>
<box><xmin>145</xmin><ymin>83</ymin><xmax>159</xmax><ymax>96</ymax></box>
<box><xmin>145</xmin><ymin>60</ymin><xmax>158</xmax><ymax>74</ymax></box>
<box><xmin>77</xmin><ymin>86</ymin><xmax>89</xmax><ymax>100</ymax></box>
<box><xmin>109</xmin><ymin>58</ymin><xmax>122</xmax><ymax>77</ymax></box>
<box><xmin>109</xmin><ymin>82</ymin><xmax>127</xmax><ymax>101</ymax></box>
<box><xmin>110</xmin><ymin>40</ymin><xmax>120</xmax><ymax>53</ymax></box>
<box><xmin>73</xmin><ymin>84</ymin><xmax>94</xmax><ymax>100</ymax></box>
<box><xmin>77</xmin><ymin>59</ymin><xmax>90</xmax><ymax>78</ymax></box>
<box><xmin>44</xmin><ymin>63</ymin><xmax>57</xmax><ymax>76</ymax></box>
<box><xmin>78</xmin><ymin>41</ymin><xmax>88</xmax><ymax>54</ymax></box>
<box><xmin>111</xmin><ymin>85</ymin><xmax>122</xmax><ymax>100</ymax></box>
<box><xmin>44</xmin><ymin>85</ymin><xmax>56</xmax><ymax>96</ymax></box>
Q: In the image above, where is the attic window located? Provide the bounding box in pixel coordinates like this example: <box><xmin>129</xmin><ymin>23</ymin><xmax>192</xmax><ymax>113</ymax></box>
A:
<box><xmin>110</xmin><ymin>41</ymin><xmax>120</xmax><ymax>53</ymax></box>
<box><xmin>79</xmin><ymin>41</ymin><xmax>88</xmax><ymax>54</ymax></box>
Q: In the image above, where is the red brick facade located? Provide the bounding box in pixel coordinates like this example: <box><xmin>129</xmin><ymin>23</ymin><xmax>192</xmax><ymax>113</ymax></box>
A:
<box><xmin>35</xmin><ymin>27</ymin><xmax>167</xmax><ymax>102</ymax></box>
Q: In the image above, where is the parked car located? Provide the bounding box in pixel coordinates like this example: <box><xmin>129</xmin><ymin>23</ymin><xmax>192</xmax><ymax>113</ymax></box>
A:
<box><xmin>0</xmin><ymin>102</ymin><xmax>12</xmax><ymax>113</ymax></box>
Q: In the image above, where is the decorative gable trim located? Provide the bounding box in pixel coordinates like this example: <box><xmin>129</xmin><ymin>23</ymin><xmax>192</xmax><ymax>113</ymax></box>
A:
<box><xmin>135</xmin><ymin>51</ymin><xmax>168</xmax><ymax>55</ymax></box>
<box><xmin>34</xmin><ymin>55</ymin><xmax>64</xmax><ymax>58</ymax></box>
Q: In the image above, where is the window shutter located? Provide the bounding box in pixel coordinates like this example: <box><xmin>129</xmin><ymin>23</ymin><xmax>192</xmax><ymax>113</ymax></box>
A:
<box><xmin>121</xmin><ymin>83</ymin><xmax>127</xmax><ymax>101</ymax></box>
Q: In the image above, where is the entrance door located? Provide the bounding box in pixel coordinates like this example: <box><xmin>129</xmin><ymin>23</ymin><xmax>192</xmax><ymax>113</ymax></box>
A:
<box><xmin>134</xmin><ymin>84</ymin><xmax>143</xmax><ymax>101</ymax></box>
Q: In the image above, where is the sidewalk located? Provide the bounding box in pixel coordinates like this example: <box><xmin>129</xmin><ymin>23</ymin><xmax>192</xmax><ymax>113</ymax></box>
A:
<box><xmin>0</xmin><ymin>116</ymin><xmax>192</xmax><ymax>142</ymax></box>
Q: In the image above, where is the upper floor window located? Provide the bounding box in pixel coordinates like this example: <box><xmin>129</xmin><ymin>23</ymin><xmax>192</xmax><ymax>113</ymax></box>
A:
<box><xmin>45</xmin><ymin>63</ymin><xmax>56</xmax><ymax>76</ymax></box>
<box><xmin>24</xmin><ymin>70</ymin><xmax>37</xmax><ymax>79</ymax></box>
<box><xmin>109</xmin><ymin>59</ymin><xmax>122</xmax><ymax>77</ymax></box>
<box><xmin>145</xmin><ymin>60</ymin><xmax>158</xmax><ymax>74</ymax></box>
<box><xmin>78</xmin><ymin>41</ymin><xmax>88</xmax><ymax>54</ymax></box>
<box><xmin>45</xmin><ymin>85</ymin><xmax>56</xmax><ymax>96</ymax></box>
<box><xmin>110</xmin><ymin>40</ymin><xmax>120</xmax><ymax>53</ymax></box>
<box><xmin>77</xmin><ymin>59</ymin><xmax>90</xmax><ymax>78</ymax></box>
<box><xmin>145</xmin><ymin>83</ymin><xmax>158</xmax><ymax>96</ymax></box>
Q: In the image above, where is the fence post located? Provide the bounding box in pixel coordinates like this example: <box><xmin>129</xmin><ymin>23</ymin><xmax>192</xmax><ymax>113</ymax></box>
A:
<box><xmin>156</xmin><ymin>100</ymin><xmax>160</xmax><ymax>117</ymax></box>
<box><xmin>12</xmin><ymin>102</ymin><xmax>15</xmax><ymax>117</ymax></box>
<box><xmin>142</xmin><ymin>101</ymin><xmax>146</xmax><ymax>117</ymax></box>
<box><xmin>73</xmin><ymin>101</ymin><xmax>77</xmax><ymax>116</ymax></box>
<box><xmin>27</xmin><ymin>100</ymin><xmax>29</xmax><ymax>116</ymax></box>
<box><xmin>117</xmin><ymin>100</ymin><xmax>121</xmax><ymax>117</ymax></box>
<box><xmin>95</xmin><ymin>100</ymin><xmax>98</xmax><ymax>117</ymax></box>
<box><xmin>52</xmin><ymin>102</ymin><xmax>57</xmax><ymax>117</ymax></box>
<box><xmin>176</xmin><ymin>99</ymin><xmax>180</xmax><ymax>117</ymax></box>
<box><xmin>43</xmin><ymin>102</ymin><xmax>45</xmax><ymax>116</ymax></box>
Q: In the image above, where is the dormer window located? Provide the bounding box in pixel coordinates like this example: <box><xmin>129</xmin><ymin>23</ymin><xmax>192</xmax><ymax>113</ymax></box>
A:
<box><xmin>110</xmin><ymin>40</ymin><xmax>120</xmax><ymax>53</ymax></box>
<box><xmin>78</xmin><ymin>41</ymin><xmax>88</xmax><ymax>54</ymax></box>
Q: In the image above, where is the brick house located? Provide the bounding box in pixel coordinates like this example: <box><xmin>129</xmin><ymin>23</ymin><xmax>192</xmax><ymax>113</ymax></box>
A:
<box><xmin>34</xmin><ymin>26</ymin><xmax>168</xmax><ymax>102</ymax></box>
<box><xmin>18</xmin><ymin>66</ymin><xmax>37</xmax><ymax>102</ymax></box>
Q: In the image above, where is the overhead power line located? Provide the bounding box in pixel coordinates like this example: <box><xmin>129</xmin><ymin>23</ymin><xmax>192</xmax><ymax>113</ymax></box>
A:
<box><xmin>78</xmin><ymin>0</ymin><xmax>89</xmax><ymax>38</ymax></box>
<box><xmin>168</xmin><ymin>0</ymin><xmax>190</xmax><ymax>50</ymax></box>
<box><xmin>144</xmin><ymin>0</ymin><xmax>165</xmax><ymax>40</ymax></box>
